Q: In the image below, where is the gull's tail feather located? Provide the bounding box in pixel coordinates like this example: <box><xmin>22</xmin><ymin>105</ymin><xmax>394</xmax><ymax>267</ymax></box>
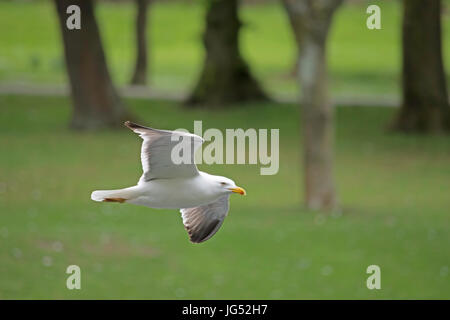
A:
<box><xmin>90</xmin><ymin>187</ymin><xmax>141</xmax><ymax>203</ymax></box>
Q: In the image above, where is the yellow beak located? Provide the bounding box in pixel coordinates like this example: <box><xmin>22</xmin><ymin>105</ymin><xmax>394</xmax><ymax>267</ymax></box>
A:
<box><xmin>229</xmin><ymin>187</ymin><xmax>246</xmax><ymax>195</ymax></box>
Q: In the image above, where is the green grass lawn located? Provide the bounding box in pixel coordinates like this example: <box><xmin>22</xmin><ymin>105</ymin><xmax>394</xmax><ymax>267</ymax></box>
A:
<box><xmin>0</xmin><ymin>0</ymin><xmax>449</xmax><ymax>98</ymax></box>
<box><xmin>0</xmin><ymin>94</ymin><xmax>449</xmax><ymax>299</ymax></box>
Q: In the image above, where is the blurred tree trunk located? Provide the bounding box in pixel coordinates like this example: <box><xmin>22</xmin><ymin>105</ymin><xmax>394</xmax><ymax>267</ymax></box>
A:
<box><xmin>283</xmin><ymin>0</ymin><xmax>342</xmax><ymax>211</ymax></box>
<box><xmin>281</xmin><ymin>0</ymin><xmax>305</xmax><ymax>77</ymax></box>
<box><xmin>54</xmin><ymin>0</ymin><xmax>130</xmax><ymax>130</ymax></box>
<box><xmin>392</xmin><ymin>0</ymin><xmax>450</xmax><ymax>133</ymax></box>
<box><xmin>130</xmin><ymin>0</ymin><xmax>150</xmax><ymax>85</ymax></box>
<box><xmin>186</xmin><ymin>0</ymin><xmax>269</xmax><ymax>107</ymax></box>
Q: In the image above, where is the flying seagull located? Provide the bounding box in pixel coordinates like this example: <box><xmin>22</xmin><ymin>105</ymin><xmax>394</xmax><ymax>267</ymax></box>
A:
<box><xmin>91</xmin><ymin>121</ymin><xmax>246</xmax><ymax>243</ymax></box>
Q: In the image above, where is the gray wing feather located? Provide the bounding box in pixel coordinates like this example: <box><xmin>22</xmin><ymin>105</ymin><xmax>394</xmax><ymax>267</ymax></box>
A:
<box><xmin>180</xmin><ymin>195</ymin><xmax>230</xmax><ymax>243</ymax></box>
<box><xmin>125</xmin><ymin>121</ymin><xmax>204</xmax><ymax>181</ymax></box>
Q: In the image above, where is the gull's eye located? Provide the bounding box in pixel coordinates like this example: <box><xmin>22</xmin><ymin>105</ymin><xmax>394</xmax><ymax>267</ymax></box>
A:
<box><xmin>220</xmin><ymin>182</ymin><xmax>227</xmax><ymax>186</ymax></box>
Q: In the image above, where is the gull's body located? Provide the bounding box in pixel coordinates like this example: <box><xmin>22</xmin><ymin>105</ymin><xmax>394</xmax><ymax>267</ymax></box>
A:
<box><xmin>91</xmin><ymin>121</ymin><xmax>246</xmax><ymax>243</ymax></box>
<box><xmin>105</xmin><ymin>172</ymin><xmax>228</xmax><ymax>209</ymax></box>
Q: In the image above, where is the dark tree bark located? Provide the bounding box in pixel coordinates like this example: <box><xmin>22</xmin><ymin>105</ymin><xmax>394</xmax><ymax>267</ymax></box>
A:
<box><xmin>130</xmin><ymin>0</ymin><xmax>150</xmax><ymax>85</ymax></box>
<box><xmin>283</xmin><ymin>0</ymin><xmax>342</xmax><ymax>211</ymax></box>
<box><xmin>392</xmin><ymin>0</ymin><xmax>450</xmax><ymax>133</ymax></box>
<box><xmin>281</xmin><ymin>0</ymin><xmax>305</xmax><ymax>77</ymax></box>
<box><xmin>54</xmin><ymin>0</ymin><xmax>130</xmax><ymax>130</ymax></box>
<box><xmin>186</xmin><ymin>0</ymin><xmax>269</xmax><ymax>107</ymax></box>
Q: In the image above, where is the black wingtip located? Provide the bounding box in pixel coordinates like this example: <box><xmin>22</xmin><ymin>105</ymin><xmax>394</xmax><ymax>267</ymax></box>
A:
<box><xmin>124</xmin><ymin>121</ymin><xmax>167</xmax><ymax>135</ymax></box>
<box><xmin>124</xmin><ymin>121</ymin><xmax>143</xmax><ymax>130</ymax></box>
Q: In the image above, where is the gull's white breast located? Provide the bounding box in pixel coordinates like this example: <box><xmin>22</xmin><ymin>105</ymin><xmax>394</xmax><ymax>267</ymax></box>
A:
<box><xmin>128</xmin><ymin>173</ymin><xmax>220</xmax><ymax>209</ymax></box>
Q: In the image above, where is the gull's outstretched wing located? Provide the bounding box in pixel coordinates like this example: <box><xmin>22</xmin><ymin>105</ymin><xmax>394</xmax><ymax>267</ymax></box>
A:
<box><xmin>180</xmin><ymin>195</ymin><xmax>230</xmax><ymax>243</ymax></box>
<box><xmin>125</xmin><ymin>121</ymin><xmax>204</xmax><ymax>181</ymax></box>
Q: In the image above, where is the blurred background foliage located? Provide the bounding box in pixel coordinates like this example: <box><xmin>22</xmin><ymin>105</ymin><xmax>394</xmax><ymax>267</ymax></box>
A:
<box><xmin>1</xmin><ymin>0</ymin><xmax>449</xmax><ymax>99</ymax></box>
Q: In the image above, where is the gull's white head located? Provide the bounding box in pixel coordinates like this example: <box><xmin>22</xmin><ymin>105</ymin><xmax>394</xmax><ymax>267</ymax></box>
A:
<box><xmin>209</xmin><ymin>175</ymin><xmax>246</xmax><ymax>196</ymax></box>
